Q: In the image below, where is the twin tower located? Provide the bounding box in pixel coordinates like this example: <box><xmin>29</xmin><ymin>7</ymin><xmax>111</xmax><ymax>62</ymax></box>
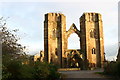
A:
<box><xmin>44</xmin><ymin>12</ymin><xmax>105</xmax><ymax>68</ymax></box>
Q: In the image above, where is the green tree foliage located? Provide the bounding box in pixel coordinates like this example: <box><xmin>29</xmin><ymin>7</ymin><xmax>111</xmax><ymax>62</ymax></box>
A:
<box><xmin>2</xmin><ymin>60</ymin><xmax>61</xmax><ymax>80</ymax></box>
<box><xmin>0</xmin><ymin>17</ymin><xmax>25</xmax><ymax>55</ymax></box>
<box><xmin>33</xmin><ymin>62</ymin><xmax>60</xmax><ymax>80</ymax></box>
<box><xmin>0</xmin><ymin>17</ymin><xmax>29</xmax><ymax>80</ymax></box>
<box><xmin>1</xmin><ymin>17</ymin><xmax>61</xmax><ymax>80</ymax></box>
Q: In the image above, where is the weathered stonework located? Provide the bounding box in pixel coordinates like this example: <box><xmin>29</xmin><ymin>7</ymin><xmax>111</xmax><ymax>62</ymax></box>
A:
<box><xmin>44</xmin><ymin>13</ymin><xmax>67</xmax><ymax>67</ymax></box>
<box><xmin>44</xmin><ymin>12</ymin><xmax>105</xmax><ymax>68</ymax></box>
<box><xmin>34</xmin><ymin>53</ymin><xmax>40</xmax><ymax>61</ymax></box>
<box><xmin>80</xmin><ymin>13</ymin><xmax>105</xmax><ymax>68</ymax></box>
<box><xmin>34</xmin><ymin>51</ymin><xmax>44</xmax><ymax>62</ymax></box>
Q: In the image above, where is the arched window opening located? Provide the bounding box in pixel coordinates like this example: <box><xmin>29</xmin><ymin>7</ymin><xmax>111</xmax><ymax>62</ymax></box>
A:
<box><xmin>68</xmin><ymin>33</ymin><xmax>80</xmax><ymax>49</ymax></box>
<box><xmin>92</xmin><ymin>48</ymin><xmax>95</xmax><ymax>54</ymax></box>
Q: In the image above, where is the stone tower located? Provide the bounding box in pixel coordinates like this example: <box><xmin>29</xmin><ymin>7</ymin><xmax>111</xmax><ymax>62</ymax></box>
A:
<box><xmin>80</xmin><ymin>13</ymin><xmax>104</xmax><ymax>67</ymax></box>
<box><xmin>44</xmin><ymin>12</ymin><xmax>105</xmax><ymax>68</ymax></box>
<box><xmin>44</xmin><ymin>13</ymin><xmax>67</xmax><ymax>67</ymax></box>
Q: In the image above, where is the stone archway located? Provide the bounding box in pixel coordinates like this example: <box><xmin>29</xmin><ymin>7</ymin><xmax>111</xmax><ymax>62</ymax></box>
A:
<box><xmin>66</xmin><ymin>23</ymin><xmax>80</xmax><ymax>39</ymax></box>
<box><xmin>64</xmin><ymin>23</ymin><xmax>82</xmax><ymax>68</ymax></box>
<box><xmin>65</xmin><ymin>50</ymin><xmax>83</xmax><ymax>69</ymax></box>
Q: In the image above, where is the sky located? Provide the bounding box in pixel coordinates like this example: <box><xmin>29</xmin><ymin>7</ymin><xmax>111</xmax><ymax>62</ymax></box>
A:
<box><xmin>0</xmin><ymin>0</ymin><xmax>119</xmax><ymax>61</ymax></box>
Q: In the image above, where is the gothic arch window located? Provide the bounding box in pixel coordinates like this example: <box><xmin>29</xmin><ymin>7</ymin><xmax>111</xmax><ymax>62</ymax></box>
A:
<box><xmin>90</xmin><ymin>29</ymin><xmax>94</xmax><ymax>38</ymax></box>
<box><xmin>92</xmin><ymin>48</ymin><xmax>95</xmax><ymax>54</ymax></box>
<box><xmin>90</xmin><ymin>29</ymin><xmax>96</xmax><ymax>38</ymax></box>
<box><xmin>52</xmin><ymin>29</ymin><xmax>57</xmax><ymax>39</ymax></box>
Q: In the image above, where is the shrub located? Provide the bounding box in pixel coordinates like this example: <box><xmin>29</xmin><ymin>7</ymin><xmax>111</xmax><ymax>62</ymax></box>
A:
<box><xmin>104</xmin><ymin>61</ymin><xmax>120</xmax><ymax>77</ymax></box>
<box><xmin>117</xmin><ymin>62</ymin><xmax>120</xmax><ymax>76</ymax></box>
<box><xmin>2</xmin><ymin>58</ymin><xmax>61</xmax><ymax>80</ymax></box>
<box><xmin>33</xmin><ymin>61</ymin><xmax>61</xmax><ymax>80</ymax></box>
<box><xmin>47</xmin><ymin>63</ymin><xmax>61</xmax><ymax>80</ymax></box>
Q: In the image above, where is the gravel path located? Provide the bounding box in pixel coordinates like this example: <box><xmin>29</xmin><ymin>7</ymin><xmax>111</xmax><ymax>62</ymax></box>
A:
<box><xmin>59</xmin><ymin>68</ymin><xmax>113</xmax><ymax>79</ymax></box>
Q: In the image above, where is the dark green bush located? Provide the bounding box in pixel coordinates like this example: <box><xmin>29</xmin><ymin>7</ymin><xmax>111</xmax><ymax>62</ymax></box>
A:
<box><xmin>33</xmin><ymin>61</ymin><xmax>60</xmax><ymax>80</ymax></box>
<box><xmin>117</xmin><ymin>62</ymin><xmax>120</xmax><ymax>76</ymax></box>
<box><xmin>2</xmin><ymin>58</ymin><xmax>61</xmax><ymax>80</ymax></box>
<box><xmin>2</xmin><ymin>60</ymin><xmax>22</xmax><ymax>80</ymax></box>
<box><xmin>104</xmin><ymin>61</ymin><xmax>120</xmax><ymax>77</ymax></box>
<box><xmin>47</xmin><ymin>63</ymin><xmax>61</xmax><ymax>80</ymax></box>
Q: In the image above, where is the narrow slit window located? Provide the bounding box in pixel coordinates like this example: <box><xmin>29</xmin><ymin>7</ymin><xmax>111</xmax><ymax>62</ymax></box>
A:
<box><xmin>92</xmin><ymin>48</ymin><xmax>95</xmax><ymax>54</ymax></box>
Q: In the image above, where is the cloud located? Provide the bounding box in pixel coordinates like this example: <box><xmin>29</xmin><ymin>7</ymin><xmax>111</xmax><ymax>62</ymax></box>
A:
<box><xmin>24</xmin><ymin>41</ymin><xmax>44</xmax><ymax>55</ymax></box>
<box><xmin>106</xmin><ymin>56</ymin><xmax>117</xmax><ymax>61</ymax></box>
<box><xmin>105</xmin><ymin>42</ymin><xmax>118</xmax><ymax>60</ymax></box>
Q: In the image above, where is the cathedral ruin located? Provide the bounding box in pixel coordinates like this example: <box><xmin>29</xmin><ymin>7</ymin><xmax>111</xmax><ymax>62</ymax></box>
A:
<box><xmin>43</xmin><ymin>12</ymin><xmax>105</xmax><ymax>69</ymax></box>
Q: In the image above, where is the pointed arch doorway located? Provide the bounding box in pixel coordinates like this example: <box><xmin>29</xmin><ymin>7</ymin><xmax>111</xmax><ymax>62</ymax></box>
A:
<box><xmin>64</xmin><ymin>23</ymin><xmax>83</xmax><ymax>69</ymax></box>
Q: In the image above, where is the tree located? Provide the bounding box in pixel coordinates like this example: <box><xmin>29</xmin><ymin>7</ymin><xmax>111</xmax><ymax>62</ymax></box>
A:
<box><xmin>0</xmin><ymin>17</ymin><xmax>28</xmax><ymax>79</ymax></box>
<box><xmin>1</xmin><ymin>17</ymin><xmax>61</xmax><ymax>80</ymax></box>
<box><xmin>0</xmin><ymin>17</ymin><xmax>27</xmax><ymax>62</ymax></box>
<box><xmin>0</xmin><ymin>17</ymin><xmax>25</xmax><ymax>55</ymax></box>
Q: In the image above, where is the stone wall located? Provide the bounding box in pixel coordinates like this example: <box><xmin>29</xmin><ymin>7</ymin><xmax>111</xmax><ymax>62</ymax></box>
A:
<box><xmin>80</xmin><ymin>13</ymin><xmax>104</xmax><ymax>68</ymax></box>
<box><xmin>44</xmin><ymin>13</ymin><xmax>67</xmax><ymax>67</ymax></box>
<box><xmin>44</xmin><ymin>12</ymin><xmax>105</xmax><ymax>68</ymax></box>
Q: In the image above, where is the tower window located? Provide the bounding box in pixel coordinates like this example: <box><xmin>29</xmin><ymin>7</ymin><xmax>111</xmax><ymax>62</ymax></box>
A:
<box><xmin>90</xmin><ymin>29</ymin><xmax>96</xmax><ymax>38</ymax></box>
<box><xmin>52</xmin><ymin>29</ymin><xmax>57</xmax><ymax>39</ymax></box>
<box><xmin>92</xmin><ymin>48</ymin><xmax>95</xmax><ymax>54</ymax></box>
<box><xmin>55</xmin><ymin>48</ymin><xmax>58</xmax><ymax>56</ymax></box>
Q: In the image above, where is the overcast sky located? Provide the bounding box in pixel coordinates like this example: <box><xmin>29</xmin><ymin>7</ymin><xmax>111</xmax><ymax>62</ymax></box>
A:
<box><xmin>0</xmin><ymin>0</ymin><xmax>119</xmax><ymax>61</ymax></box>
